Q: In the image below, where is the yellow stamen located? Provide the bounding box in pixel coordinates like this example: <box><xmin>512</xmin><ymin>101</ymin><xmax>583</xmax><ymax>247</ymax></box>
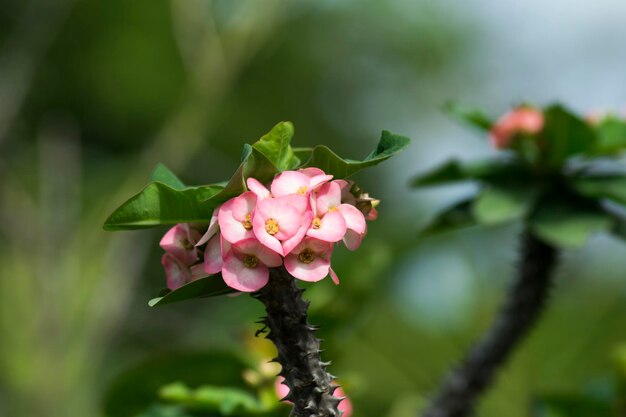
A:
<box><xmin>182</xmin><ymin>239</ymin><xmax>194</xmax><ymax>250</ymax></box>
<box><xmin>243</xmin><ymin>255</ymin><xmax>258</xmax><ymax>268</ymax></box>
<box><xmin>328</xmin><ymin>206</ymin><xmax>338</xmax><ymax>212</ymax></box>
<box><xmin>265</xmin><ymin>219</ymin><xmax>279</xmax><ymax>235</ymax></box>
<box><xmin>297</xmin><ymin>186</ymin><xmax>308</xmax><ymax>195</ymax></box>
<box><xmin>312</xmin><ymin>218</ymin><xmax>322</xmax><ymax>229</ymax></box>
<box><xmin>242</xmin><ymin>213</ymin><xmax>253</xmax><ymax>230</ymax></box>
<box><xmin>298</xmin><ymin>249</ymin><xmax>315</xmax><ymax>264</ymax></box>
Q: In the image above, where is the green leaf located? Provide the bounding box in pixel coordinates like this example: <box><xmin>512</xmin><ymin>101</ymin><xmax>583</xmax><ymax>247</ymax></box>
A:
<box><xmin>593</xmin><ymin>116</ymin><xmax>626</xmax><ymax>155</ymax></box>
<box><xmin>134</xmin><ymin>405</ymin><xmax>191</xmax><ymax>417</ymax></box>
<box><xmin>411</xmin><ymin>158</ymin><xmax>520</xmax><ymax>187</ymax></box>
<box><xmin>104</xmin><ymin>352</ymin><xmax>249</xmax><ymax>417</ymax></box>
<box><xmin>541</xmin><ymin>105</ymin><xmax>595</xmax><ymax>167</ymax></box>
<box><xmin>151</xmin><ymin>164</ymin><xmax>186</xmax><ymax>190</ymax></box>
<box><xmin>103</xmin><ymin>183</ymin><xmax>223</xmax><ymax>231</ymax></box>
<box><xmin>570</xmin><ymin>176</ymin><xmax>626</xmax><ymax>206</ymax></box>
<box><xmin>148</xmin><ymin>275</ymin><xmax>235</xmax><ymax>307</ymax></box>
<box><xmin>444</xmin><ymin>101</ymin><xmax>493</xmax><ymax>131</ymax></box>
<box><xmin>251</xmin><ymin>121</ymin><xmax>300</xmax><ymax>171</ymax></box>
<box><xmin>533</xmin><ymin>394</ymin><xmax>613</xmax><ymax>417</ymax></box>
<box><xmin>160</xmin><ymin>382</ymin><xmax>267</xmax><ymax>415</ymax></box>
<box><xmin>419</xmin><ymin>199</ymin><xmax>477</xmax><ymax>236</ymax></box>
<box><xmin>529</xmin><ymin>197</ymin><xmax>611</xmax><ymax>248</ymax></box>
<box><xmin>104</xmin><ymin>146</ymin><xmax>278</xmax><ymax>231</ymax></box>
<box><xmin>302</xmin><ymin>130</ymin><xmax>410</xmax><ymax>178</ymax></box>
<box><xmin>472</xmin><ymin>185</ymin><xmax>536</xmax><ymax>225</ymax></box>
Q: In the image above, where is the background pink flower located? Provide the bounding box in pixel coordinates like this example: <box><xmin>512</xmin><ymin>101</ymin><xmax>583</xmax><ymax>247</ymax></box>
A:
<box><xmin>489</xmin><ymin>107</ymin><xmax>544</xmax><ymax>149</ymax></box>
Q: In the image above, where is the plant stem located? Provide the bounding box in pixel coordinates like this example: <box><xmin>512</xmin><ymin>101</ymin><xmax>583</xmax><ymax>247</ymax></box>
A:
<box><xmin>422</xmin><ymin>230</ymin><xmax>559</xmax><ymax>417</ymax></box>
<box><xmin>254</xmin><ymin>267</ymin><xmax>343</xmax><ymax>417</ymax></box>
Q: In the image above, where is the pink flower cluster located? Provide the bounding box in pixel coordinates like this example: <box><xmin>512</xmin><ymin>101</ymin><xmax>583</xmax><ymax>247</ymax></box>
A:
<box><xmin>160</xmin><ymin>168</ymin><xmax>376</xmax><ymax>293</ymax></box>
<box><xmin>489</xmin><ymin>106</ymin><xmax>544</xmax><ymax>149</ymax></box>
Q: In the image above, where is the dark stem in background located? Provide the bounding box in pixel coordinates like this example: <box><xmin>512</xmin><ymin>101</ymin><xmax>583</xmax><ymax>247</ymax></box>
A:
<box><xmin>422</xmin><ymin>230</ymin><xmax>559</xmax><ymax>417</ymax></box>
<box><xmin>254</xmin><ymin>267</ymin><xmax>343</xmax><ymax>417</ymax></box>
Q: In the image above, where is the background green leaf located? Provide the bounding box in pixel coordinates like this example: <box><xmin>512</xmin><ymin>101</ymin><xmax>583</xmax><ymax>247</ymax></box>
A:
<box><xmin>593</xmin><ymin>116</ymin><xmax>626</xmax><ymax>155</ymax></box>
<box><xmin>302</xmin><ymin>130</ymin><xmax>410</xmax><ymax>178</ymax></box>
<box><xmin>419</xmin><ymin>199</ymin><xmax>478</xmax><ymax>236</ymax></box>
<box><xmin>411</xmin><ymin>158</ymin><xmax>520</xmax><ymax>187</ymax></box>
<box><xmin>251</xmin><ymin>121</ymin><xmax>299</xmax><ymax>171</ymax></box>
<box><xmin>532</xmin><ymin>394</ymin><xmax>613</xmax><ymax>417</ymax></box>
<box><xmin>444</xmin><ymin>101</ymin><xmax>493</xmax><ymax>131</ymax></box>
<box><xmin>541</xmin><ymin>105</ymin><xmax>595</xmax><ymax>167</ymax></box>
<box><xmin>570</xmin><ymin>176</ymin><xmax>626</xmax><ymax>206</ymax></box>
<box><xmin>159</xmin><ymin>382</ymin><xmax>267</xmax><ymax>415</ymax></box>
<box><xmin>472</xmin><ymin>184</ymin><xmax>536</xmax><ymax>225</ymax></box>
<box><xmin>529</xmin><ymin>197</ymin><xmax>611</xmax><ymax>248</ymax></box>
<box><xmin>148</xmin><ymin>275</ymin><xmax>236</xmax><ymax>307</ymax></box>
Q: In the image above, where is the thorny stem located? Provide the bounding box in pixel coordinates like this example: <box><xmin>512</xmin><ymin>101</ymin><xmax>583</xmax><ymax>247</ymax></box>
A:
<box><xmin>422</xmin><ymin>230</ymin><xmax>559</xmax><ymax>417</ymax></box>
<box><xmin>254</xmin><ymin>267</ymin><xmax>344</xmax><ymax>417</ymax></box>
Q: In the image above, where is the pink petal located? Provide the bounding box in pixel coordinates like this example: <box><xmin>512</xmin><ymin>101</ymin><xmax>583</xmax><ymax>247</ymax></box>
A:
<box><xmin>255</xmin><ymin>197</ymin><xmax>302</xmax><ymax>241</ymax></box>
<box><xmin>315</xmin><ymin>182</ymin><xmax>343</xmax><ymax>215</ymax></box>
<box><xmin>271</xmin><ymin>171</ymin><xmax>310</xmax><ymax>197</ymax></box>
<box><xmin>338</xmin><ymin>204</ymin><xmax>366</xmax><ymax>234</ymax></box>
<box><xmin>306</xmin><ymin>210</ymin><xmax>347</xmax><ymax>242</ymax></box>
<box><xmin>299</xmin><ymin>167</ymin><xmax>325</xmax><ymax>178</ymax></box>
<box><xmin>159</xmin><ymin>224</ymin><xmax>199</xmax><ymax>264</ymax></box>
<box><xmin>232</xmin><ymin>238</ymin><xmax>283</xmax><ymax>268</ymax></box>
<box><xmin>190</xmin><ymin>264</ymin><xmax>209</xmax><ymax>280</ymax></box>
<box><xmin>343</xmin><ymin>229</ymin><xmax>364</xmax><ymax>251</ymax></box>
<box><xmin>336</xmin><ymin>387</ymin><xmax>353</xmax><ymax>417</ymax></box>
<box><xmin>283</xmin><ymin>211</ymin><xmax>313</xmax><ymax>255</ymax></box>
<box><xmin>219</xmin><ymin>197</ymin><xmax>255</xmax><ymax>244</ymax></box>
<box><xmin>247</xmin><ymin>178</ymin><xmax>271</xmax><ymax>199</ymax></box>
<box><xmin>231</xmin><ymin>192</ymin><xmax>257</xmax><ymax>221</ymax></box>
<box><xmin>284</xmin><ymin>252</ymin><xmax>330</xmax><ymax>282</ymax></box>
<box><xmin>309</xmin><ymin>174</ymin><xmax>333</xmax><ymax>190</ymax></box>
<box><xmin>196</xmin><ymin>206</ymin><xmax>221</xmax><ymax>246</ymax></box>
<box><xmin>204</xmin><ymin>234</ymin><xmax>223</xmax><ymax>274</ymax></box>
<box><xmin>252</xmin><ymin>212</ymin><xmax>284</xmax><ymax>256</ymax></box>
<box><xmin>221</xmin><ymin>252</ymin><xmax>269</xmax><ymax>292</ymax></box>
<box><xmin>329</xmin><ymin>267</ymin><xmax>340</xmax><ymax>285</ymax></box>
<box><xmin>366</xmin><ymin>207</ymin><xmax>378</xmax><ymax>221</ymax></box>
<box><xmin>161</xmin><ymin>253</ymin><xmax>192</xmax><ymax>290</ymax></box>
<box><xmin>279</xmin><ymin>193</ymin><xmax>309</xmax><ymax>214</ymax></box>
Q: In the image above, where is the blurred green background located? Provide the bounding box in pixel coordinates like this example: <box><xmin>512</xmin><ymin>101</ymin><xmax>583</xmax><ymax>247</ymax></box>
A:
<box><xmin>2</xmin><ymin>0</ymin><xmax>626</xmax><ymax>416</ymax></box>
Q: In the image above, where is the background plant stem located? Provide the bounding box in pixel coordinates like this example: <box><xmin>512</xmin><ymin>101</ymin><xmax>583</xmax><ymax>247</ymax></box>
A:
<box><xmin>422</xmin><ymin>230</ymin><xmax>559</xmax><ymax>417</ymax></box>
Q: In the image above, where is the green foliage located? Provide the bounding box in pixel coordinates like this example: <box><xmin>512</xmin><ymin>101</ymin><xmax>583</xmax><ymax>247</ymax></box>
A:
<box><xmin>104</xmin><ymin>352</ymin><xmax>251</xmax><ymax>417</ymax></box>
<box><xmin>415</xmin><ymin>102</ymin><xmax>626</xmax><ymax>248</ymax></box>
<box><xmin>103</xmin><ymin>183</ymin><xmax>225</xmax><ymax>231</ymax></box>
<box><xmin>251</xmin><ymin>122</ymin><xmax>300</xmax><ymax>171</ymax></box>
<box><xmin>532</xmin><ymin>395</ymin><xmax>613</xmax><ymax>417</ymax></box>
<box><xmin>472</xmin><ymin>185</ymin><xmax>535</xmax><ymax>225</ymax></box>
<box><xmin>148</xmin><ymin>276</ymin><xmax>235</xmax><ymax>307</ymax></box>
<box><xmin>159</xmin><ymin>382</ymin><xmax>270</xmax><ymax>415</ymax></box>
<box><xmin>104</xmin><ymin>124</ymin><xmax>408</xmax><ymax>231</ymax></box>
<box><xmin>301</xmin><ymin>130</ymin><xmax>410</xmax><ymax>178</ymax></box>
<box><xmin>540</xmin><ymin>105</ymin><xmax>595</xmax><ymax>167</ymax></box>
<box><xmin>529</xmin><ymin>197</ymin><xmax>611</xmax><ymax>248</ymax></box>
<box><xmin>443</xmin><ymin>101</ymin><xmax>493</xmax><ymax>131</ymax></box>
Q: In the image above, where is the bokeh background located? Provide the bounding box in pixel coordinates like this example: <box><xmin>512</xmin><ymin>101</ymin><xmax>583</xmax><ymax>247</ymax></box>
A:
<box><xmin>2</xmin><ymin>1</ymin><xmax>626</xmax><ymax>416</ymax></box>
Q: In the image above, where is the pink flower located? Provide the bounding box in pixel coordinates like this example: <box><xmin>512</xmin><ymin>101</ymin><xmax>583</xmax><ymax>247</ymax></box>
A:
<box><xmin>159</xmin><ymin>223</ymin><xmax>202</xmax><ymax>264</ymax></box>
<box><xmin>337</xmin><ymin>203</ymin><xmax>367</xmax><ymax>250</ymax></box>
<box><xmin>246</xmin><ymin>178</ymin><xmax>271</xmax><ymax>200</ymax></box>
<box><xmin>275</xmin><ymin>377</ymin><xmax>353</xmax><ymax>417</ymax></box>
<box><xmin>284</xmin><ymin>237</ymin><xmax>338</xmax><ymax>283</ymax></box>
<box><xmin>307</xmin><ymin>182</ymin><xmax>347</xmax><ymax>242</ymax></box>
<box><xmin>219</xmin><ymin>192</ymin><xmax>257</xmax><ymax>244</ymax></box>
<box><xmin>222</xmin><ymin>238</ymin><xmax>283</xmax><ymax>292</ymax></box>
<box><xmin>203</xmin><ymin>233</ymin><xmax>229</xmax><ymax>275</ymax></box>
<box><xmin>161</xmin><ymin>253</ymin><xmax>207</xmax><ymax>290</ymax></box>
<box><xmin>253</xmin><ymin>195</ymin><xmax>308</xmax><ymax>256</ymax></box>
<box><xmin>196</xmin><ymin>205</ymin><xmax>220</xmax><ymax>247</ymax></box>
<box><xmin>271</xmin><ymin>170</ymin><xmax>332</xmax><ymax>198</ymax></box>
<box><xmin>489</xmin><ymin>107</ymin><xmax>544</xmax><ymax>149</ymax></box>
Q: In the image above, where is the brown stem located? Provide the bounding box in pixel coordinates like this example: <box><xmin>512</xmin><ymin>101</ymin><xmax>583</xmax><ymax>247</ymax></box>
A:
<box><xmin>422</xmin><ymin>230</ymin><xmax>559</xmax><ymax>417</ymax></box>
<box><xmin>253</xmin><ymin>267</ymin><xmax>343</xmax><ymax>417</ymax></box>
